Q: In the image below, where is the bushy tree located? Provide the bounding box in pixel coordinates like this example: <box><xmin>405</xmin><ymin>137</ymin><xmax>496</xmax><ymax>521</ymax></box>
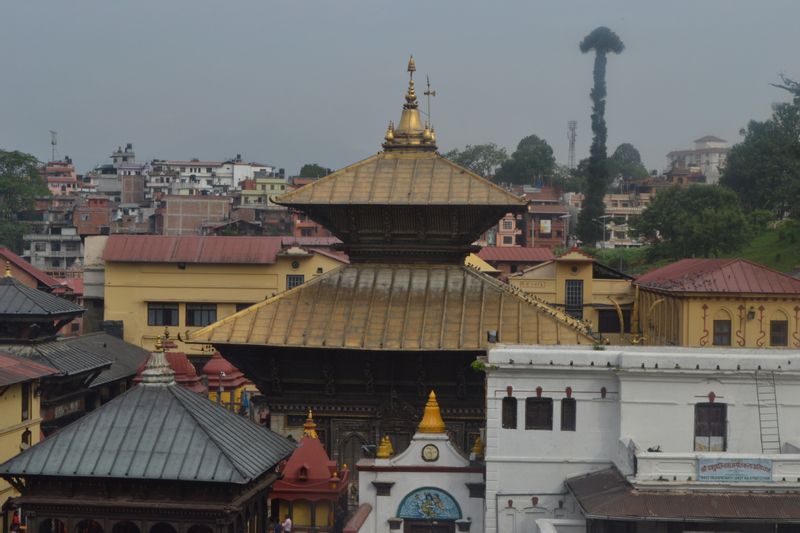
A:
<box><xmin>721</xmin><ymin>76</ymin><xmax>800</xmax><ymax>218</ymax></box>
<box><xmin>632</xmin><ymin>185</ymin><xmax>747</xmax><ymax>259</ymax></box>
<box><xmin>576</xmin><ymin>26</ymin><xmax>625</xmax><ymax>245</ymax></box>
<box><xmin>298</xmin><ymin>163</ymin><xmax>331</xmax><ymax>178</ymax></box>
<box><xmin>494</xmin><ymin>134</ymin><xmax>555</xmax><ymax>185</ymax></box>
<box><xmin>443</xmin><ymin>143</ymin><xmax>509</xmax><ymax>178</ymax></box>
<box><xmin>607</xmin><ymin>143</ymin><xmax>648</xmax><ymax>191</ymax></box>
<box><xmin>0</xmin><ymin>150</ymin><xmax>48</xmax><ymax>253</ymax></box>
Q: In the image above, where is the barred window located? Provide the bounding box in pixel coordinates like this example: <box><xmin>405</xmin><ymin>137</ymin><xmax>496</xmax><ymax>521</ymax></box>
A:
<box><xmin>186</xmin><ymin>304</ymin><xmax>217</xmax><ymax>327</ymax></box>
<box><xmin>770</xmin><ymin>320</ymin><xmax>788</xmax><ymax>347</ymax></box>
<box><xmin>561</xmin><ymin>398</ymin><xmax>576</xmax><ymax>431</ymax></box>
<box><xmin>502</xmin><ymin>397</ymin><xmax>517</xmax><ymax>429</ymax></box>
<box><xmin>147</xmin><ymin>303</ymin><xmax>179</xmax><ymax>326</ymax></box>
<box><xmin>712</xmin><ymin>320</ymin><xmax>731</xmax><ymax>346</ymax></box>
<box><xmin>286</xmin><ymin>275</ymin><xmax>305</xmax><ymax>290</ymax></box>
<box><xmin>525</xmin><ymin>397</ymin><xmax>553</xmax><ymax>430</ymax></box>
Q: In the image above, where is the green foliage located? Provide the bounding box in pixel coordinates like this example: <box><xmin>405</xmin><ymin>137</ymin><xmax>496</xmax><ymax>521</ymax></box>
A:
<box><xmin>494</xmin><ymin>134</ymin><xmax>555</xmax><ymax>185</ymax></box>
<box><xmin>631</xmin><ymin>185</ymin><xmax>748</xmax><ymax>260</ymax></box>
<box><xmin>590</xmin><ymin>246</ymin><xmax>658</xmax><ymax>276</ymax></box>
<box><xmin>735</xmin><ymin>218</ymin><xmax>800</xmax><ymax>273</ymax></box>
<box><xmin>298</xmin><ymin>163</ymin><xmax>331</xmax><ymax>178</ymax></box>
<box><xmin>607</xmin><ymin>143</ymin><xmax>648</xmax><ymax>189</ymax></box>
<box><xmin>576</xmin><ymin>26</ymin><xmax>625</xmax><ymax>245</ymax></box>
<box><xmin>552</xmin><ymin>164</ymin><xmax>586</xmax><ymax>193</ymax></box>
<box><xmin>0</xmin><ymin>150</ymin><xmax>48</xmax><ymax>252</ymax></box>
<box><xmin>720</xmin><ymin>80</ymin><xmax>800</xmax><ymax>218</ymax></box>
<box><xmin>443</xmin><ymin>143</ymin><xmax>509</xmax><ymax>179</ymax></box>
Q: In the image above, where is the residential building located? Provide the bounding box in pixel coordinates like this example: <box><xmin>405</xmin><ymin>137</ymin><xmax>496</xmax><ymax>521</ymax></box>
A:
<box><xmin>565</xmin><ymin>191</ymin><xmax>653</xmax><ymax>248</ymax></box>
<box><xmin>119</xmin><ymin>163</ymin><xmax>147</xmax><ymax>204</ymax></box>
<box><xmin>477</xmin><ymin>246</ymin><xmax>555</xmax><ymax>278</ymax></box>
<box><xmin>154</xmin><ymin>195</ymin><xmax>232</xmax><ymax>235</ymax></box>
<box><xmin>0</xmin><ymin>247</ymin><xmax>63</xmax><ymax>292</ymax></box>
<box><xmin>42</xmin><ymin>157</ymin><xmax>78</xmax><ymax>196</ymax></box>
<box><xmin>101</xmin><ymin>234</ymin><xmax>348</xmax><ymax>354</ymax></box>
<box><xmin>0</xmin><ymin>340</ymin><xmax>296</xmax><ymax>533</ymax></box>
<box><xmin>667</xmin><ymin>135</ymin><xmax>730</xmax><ymax>185</ymax></box>
<box><xmin>0</xmin><ymin>353</ymin><xmax>56</xmax><ymax>508</ymax></box>
<box><xmin>22</xmin><ymin>196</ymin><xmax>83</xmax><ymax>275</ymax></box>
<box><xmin>187</xmin><ymin>60</ymin><xmax>597</xmax><ymax>471</ymax></box>
<box><xmin>634</xmin><ymin>258</ymin><xmax>800</xmax><ymax>348</ymax></box>
<box><xmin>509</xmin><ymin>249</ymin><xmax>634</xmax><ymax>343</ymax></box>
<box><xmin>484</xmin><ymin>344</ymin><xmax>800</xmax><ymax>533</ymax></box>
<box><xmin>73</xmin><ymin>196</ymin><xmax>112</xmax><ymax>236</ymax></box>
<box><xmin>496</xmin><ymin>213</ymin><xmax>524</xmax><ymax>246</ymax></box>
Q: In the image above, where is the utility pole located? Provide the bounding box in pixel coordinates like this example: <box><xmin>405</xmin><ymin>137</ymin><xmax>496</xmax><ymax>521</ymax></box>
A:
<box><xmin>567</xmin><ymin>121</ymin><xmax>577</xmax><ymax>170</ymax></box>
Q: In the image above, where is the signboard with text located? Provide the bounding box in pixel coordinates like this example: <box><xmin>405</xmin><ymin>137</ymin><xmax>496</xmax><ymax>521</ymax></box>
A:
<box><xmin>697</xmin><ymin>458</ymin><xmax>772</xmax><ymax>482</ymax></box>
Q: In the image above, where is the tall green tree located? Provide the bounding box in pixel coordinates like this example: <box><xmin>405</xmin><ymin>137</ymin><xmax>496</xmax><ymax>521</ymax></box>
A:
<box><xmin>443</xmin><ymin>143</ymin><xmax>509</xmax><ymax>178</ymax></box>
<box><xmin>607</xmin><ymin>143</ymin><xmax>648</xmax><ymax>191</ymax></box>
<box><xmin>576</xmin><ymin>26</ymin><xmax>625</xmax><ymax>245</ymax></box>
<box><xmin>494</xmin><ymin>134</ymin><xmax>555</xmax><ymax>185</ymax></box>
<box><xmin>298</xmin><ymin>163</ymin><xmax>331</xmax><ymax>178</ymax></box>
<box><xmin>0</xmin><ymin>150</ymin><xmax>48</xmax><ymax>253</ymax></box>
<box><xmin>721</xmin><ymin>76</ymin><xmax>800</xmax><ymax>218</ymax></box>
<box><xmin>631</xmin><ymin>185</ymin><xmax>747</xmax><ymax>259</ymax></box>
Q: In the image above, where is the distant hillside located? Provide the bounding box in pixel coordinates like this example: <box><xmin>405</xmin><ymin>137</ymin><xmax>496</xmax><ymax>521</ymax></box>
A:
<box><xmin>735</xmin><ymin>219</ymin><xmax>800</xmax><ymax>275</ymax></box>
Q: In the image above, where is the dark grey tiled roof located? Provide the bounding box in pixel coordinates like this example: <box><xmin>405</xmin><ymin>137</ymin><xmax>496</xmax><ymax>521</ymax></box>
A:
<box><xmin>0</xmin><ymin>277</ymin><xmax>84</xmax><ymax>317</ymax></box>
<box><xmin>3</xmin><ymin>337</ymin><xmax>113</xmax><ymax>377</ymax></box>
<box><xmin>75</xmin><ymin>333</ymin><xmax>149</xmax><ymax>387</ymax></box>
<box><xmin>0</xmin><ymin>383</ymin><xmax>295</xmax><ymax>484</ymax></box>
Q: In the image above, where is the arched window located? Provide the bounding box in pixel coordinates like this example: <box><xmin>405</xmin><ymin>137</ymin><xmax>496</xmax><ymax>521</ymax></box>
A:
<box><xmin>149</xmin><ymin>524</ymin><xmax>177</xmax><ymax>533</ymax></box>
<box><xmin>771</xmin><ymin>310</ymin><xmax>789</xmax><ymax>347</ymax></box>
<box><xmin>75</xmin><ymin>520</ymin><xmax>103</xmax><ymax>533</ymax></box>
<box><xmin>713</xmin><ymin>309</ymin><xmax>732</xmax><ymax>346</ymax></box>
<box><xmin>111</xmin><ymin>523</ymin><xmax>139</xmax><ymax>533</ymax></box>
<box><xmin>21</xmin><ymin>428</ymin><xmax>32</xmax><ymax>449</ymax></box>
<box><xmin>39</xmin><ymin>519</ymin><xmax>66</xmax><ymax>533</ymax></box>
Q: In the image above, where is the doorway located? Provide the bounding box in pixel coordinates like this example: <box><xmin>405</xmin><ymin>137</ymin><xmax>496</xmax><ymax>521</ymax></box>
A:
<box><xmin>403</xmin><ymin>520</ymin><xmax>455</xmax><ymax>533</ymax></box>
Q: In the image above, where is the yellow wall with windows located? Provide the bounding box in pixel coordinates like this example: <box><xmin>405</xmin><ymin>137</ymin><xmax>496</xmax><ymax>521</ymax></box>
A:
<box><xmin>638</xmin><ymin>289</ymin><xmax>800</xmax><ymax>349</ymax></box>
<box><xmin>0</xmin><ymin>381</ymin><xmax>43</xmax><ymax>506</ymax></box>
<box><xmin>104</xmin><ymin>254</ymin><xmax>345</xmax><ymax>353</ymax></box>
<box><xmin>277</xmin><ymin>500</ymin><xmax>333</xmax><ymax>529</ymax></box>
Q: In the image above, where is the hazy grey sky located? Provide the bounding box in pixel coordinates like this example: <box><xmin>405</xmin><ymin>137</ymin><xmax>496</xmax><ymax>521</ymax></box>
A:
<box><xmin>2</xmin><ymin>1</ymin><xmax>798</xmax><ymax>176</ymax></box>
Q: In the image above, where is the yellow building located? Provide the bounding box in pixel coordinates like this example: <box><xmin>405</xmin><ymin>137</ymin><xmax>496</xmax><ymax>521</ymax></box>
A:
<box><xmin>509</xmin><ymin>249</ymin><xmax>635</xmax><ymax>343</ymax></box>
<box><xmin>102</xmin><ymin>235</ymin><xmax>347</xmax><ymax>353</ymax></box>
<box><xmin>0</xmin><ymin>353</ymin><xmax>57</xmax><ymax>506</ymax></box>
<box><xmin>634</xmin><ymin>258</ymin><xmax>800</xmax><ymax>348</ymax></box>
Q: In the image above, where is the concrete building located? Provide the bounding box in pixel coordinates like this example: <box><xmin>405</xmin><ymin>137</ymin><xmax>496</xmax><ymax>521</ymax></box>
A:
<box><xmin>154</xmin><ymin>195</ymin><xmax>232</xmax><ymax>235</ymax></box>
<box><xmin>484</xmin><ymin>344</ymin><xmax>800</xmax><ymax>533</ymax></box>
<box><xmin>73</xmin><ymin>196</ymin><xmax>112</xmax><ymax>236</ymax></box>
<box><xmin>667</xmin><ymin>135</ymin><xmax>730</xmax><ymax>185</ymax></box>
<box><xmin>42</xmin><ymin>158</ymin><xmax>78</xmax><ymax>196</ymax></box>
<box><xmin>565</xmin><ymin>192</ymin><xmax>653</xmax><ymax>249</ymax></box>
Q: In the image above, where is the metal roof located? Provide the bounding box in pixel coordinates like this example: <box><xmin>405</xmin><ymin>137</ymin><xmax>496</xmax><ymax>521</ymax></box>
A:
<box><xmin>477</xmin><ymin>247</ymin><xmax>556</xmax><ymax>263</ymax></box>
<box><xmin>103</xmin><ymin>235</ymin><xmax>284</xmax><ymax>264</ymax></box>
<box><xmin>567</xmin><ymin>467</ymin><xmax>800</xmax><ymax>522</ymax></box>
<box><xmin>0</xmin><ymin>247</ymin><xmax>63</xmax><ymax>289</ymax></box>
<box><xmin>0</xmin><ymin>277</ymin><xmax>84</xmax><ymax>318</ymax></box>
<box><xmin>71</xmin><ymin>333</ymin><xmax>149</xmax><ymax>387</ymax></box>
<box><xmin>0</xmin><ymin>352</ymin><xmax>58</xmax><ymax>387</ymax></box>
<box><xmin>3</xmin><ymin>336</ymin><xmax>113</xmax><ymax>377</ymax></box>
<box><xmin>273</xmin><ymin>151</ymin><xmax>526</xmax><ymax>207</ymax></box>
<box><xmin>0</xmin><ymin>382</ymin><xmax>295</xmax><ymax>484</ymax></box>
<box><xmin>635</xmin><ymin>258</ymin><xmax>800</xmax><ymax>295</ymax></box>
<box><xmin>188</xmin><ymin>263</ymin><xmax>595</xmax><ymax>350</ymax></box>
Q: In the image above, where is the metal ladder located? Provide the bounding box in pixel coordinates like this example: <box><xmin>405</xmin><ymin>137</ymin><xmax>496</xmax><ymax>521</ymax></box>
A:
<box><xmin>756</xmin><ymin>370</ymin><xmax>781</xmax><ymax>454</ymax></box>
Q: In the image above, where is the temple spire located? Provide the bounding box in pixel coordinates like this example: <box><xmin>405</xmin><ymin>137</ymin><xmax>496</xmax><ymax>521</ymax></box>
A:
<box><xmin>4</xmin><ymin>261</ymin><xmax>11</xmax><ymax>278</ymax></box>
<box><xmin>382</xmin><ymin>56</ymin><xmax>437</xmax><ymax>152</ymax></box>
<box><xmin>140</xmin><ymin>336</ymin><xmax>176</xmax><ymax>386</ymax></box>
<box><xmin>303</xmin><ymin>409</ymin><xmax>319</xmax><ymax>439</ymax></box>
<box><xmin>417</xmin><ymin>390</ymin><xmax>446</xmax><ymax>433</ymax></box>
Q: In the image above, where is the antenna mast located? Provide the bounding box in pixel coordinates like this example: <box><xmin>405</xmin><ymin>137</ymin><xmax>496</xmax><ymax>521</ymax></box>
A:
<box><xmin>567</xmin><ymin>121</ymin><xmax>577</xmax><ymax>169</ymax></box>
<box><xmin>50</xmin><ymin>130</ymin><xmax>58</xmax><ymax>162</ymax></box>
<box><xmin>423</xmin><ymin>75</ymin><xmax>436</xmax><ymax>126</ymax></box>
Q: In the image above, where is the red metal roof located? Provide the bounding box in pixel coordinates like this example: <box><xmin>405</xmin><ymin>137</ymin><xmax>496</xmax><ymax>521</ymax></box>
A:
<box><xmin>103</xmin><ymin>235</ymin><xmax>283</xmax><ymax>264</ymax></box>
<box><xmin>0</xmin><ymin>352</ymin><xmax>58</xmax><ymax>387</ymax></box>
<box><xmin>635</xmin><ymin>258</ymin><xmax>800</xmax><ymax>295</ymax></box>
<box><xmin>0</xmin><ymin>247</ymin><xmax>62</xmax><ymax>289</ymax></box>
<box><xmin>478</xmin><ymin>246</ymin><xmax>555</xmax><ymax>263</ymax></box>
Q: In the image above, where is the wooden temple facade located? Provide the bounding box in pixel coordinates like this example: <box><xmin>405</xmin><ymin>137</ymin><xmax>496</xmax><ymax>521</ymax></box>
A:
<box><xmin>188</xmin><ymin>58</ymin><xmax>598</xmax><ymax>469</ymax></box>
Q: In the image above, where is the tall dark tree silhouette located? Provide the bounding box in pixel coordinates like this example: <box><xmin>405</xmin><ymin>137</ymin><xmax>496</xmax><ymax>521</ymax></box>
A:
<box><xmin>576</xmin><ymin>26</ymin><xmax>625</xmax><ymax>245</ymax></box>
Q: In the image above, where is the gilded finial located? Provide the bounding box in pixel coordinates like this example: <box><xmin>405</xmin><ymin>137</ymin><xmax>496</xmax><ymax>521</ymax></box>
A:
<box><xmin>376</xmin><ymin>435</ymin><xmax>392</xmax><ymax>458</ymax></box>
<box><xmin>471</xmin><ymin>436</ymin><xmax>484</xmax><ymax>459</ymax></box>
<box><xmin>154</xmin><ymin>336</ymin><xmax>163</xmax><ymax>351</ymax></box>
<box><xmin>407</xmin><ymin>55</ymin><xmax>416</xmax><ymax>74</ymax></box>
<box><xmin>418</xmin><ymin>390</ymin><xmax>446</xmax><ymax>433</ymax></box>
<box><xmin>385</xmin><ymin>121</ymin><xmax>395</xmax><ymax>142</ymax></box>
<box><xmin>4</xmin><ymin>261</ymin><xmax>11</xmax><ymax>278</ymax></box>
<box><xmin>303</xmin><ymin>409</ymin><xmax>318</xmax><ymax>439</ymax></box>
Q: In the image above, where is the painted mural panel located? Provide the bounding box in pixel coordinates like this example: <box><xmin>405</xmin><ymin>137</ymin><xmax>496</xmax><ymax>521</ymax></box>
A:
<box><xmin>397</xmin><ymin>487</ymin><xmax>462</xmax><ymax>520</ymax></box>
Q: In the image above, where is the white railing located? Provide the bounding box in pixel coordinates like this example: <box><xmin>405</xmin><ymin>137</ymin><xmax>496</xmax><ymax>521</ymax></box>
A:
<box><xmin>634</xmin><ymin>451</ymin><xmax>800</xmax><ymax>485</ymax></box>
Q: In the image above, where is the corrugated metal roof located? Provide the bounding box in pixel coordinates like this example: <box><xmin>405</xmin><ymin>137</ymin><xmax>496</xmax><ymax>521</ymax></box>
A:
<box><xmin>103</xmin><ymin>235</ymin><xmax>283</xmax><ymax>264</ymax></box>
<box><xmin>0</xmin><ymin>277</ymin><xmax>84</xmax><ymax>317</ymax></box>
<box><xmin>0</xmin><ymin>383</ymin><xmax>295</xmax><ymax>484</ymax></box>
<box><xmin>72</xmin><ymin>333</ymin><xmax>149</xmax><ymax>387</ymax></box>
<box><xmin>274</xmin><ymin>151</ymin><xmax>526</xmax><ymax>207</ymax></box>
<box><xmin>567</xmin><ymin>467</ymin><xmax>800</xmax><ymax>521</ymax></box>
<box><xmin>635</xmin><ymin>258</ymin><xmax>800</xmax><ymax>294</ymax></box>
<box><xmin>477</xmin><ymin>247</ymin><xmax>556</xmax><ymax>263</ymax></box>
<box><xmin>0</xmin><ymin>352</ymin><xmax>58</xmax><ymax>386</ymax></box>
<box><xmin>280</xmin><ymin>236</ymin><xmax>342</xmax><ymax>247</ymax></box>
<box><xmin>188</xmin><ymin>263</ymin><xmax>595</xmax><ymax>349</ymax></box>
<box><xmin>4</xmin><ymin>336</ymin><xmax>113</xmax><ymax>377</ymax></box>
<box><xmin>0</xmin><ymin>247</ymin><xmax>62</xmax><ymax>289</ymax></box>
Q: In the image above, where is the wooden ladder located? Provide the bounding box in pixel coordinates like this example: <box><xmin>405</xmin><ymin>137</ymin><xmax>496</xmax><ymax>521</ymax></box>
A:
<box><xmin>756</xmin><ymin>370</ymin><xmax>781</xmax><ymax>454</ymax></box>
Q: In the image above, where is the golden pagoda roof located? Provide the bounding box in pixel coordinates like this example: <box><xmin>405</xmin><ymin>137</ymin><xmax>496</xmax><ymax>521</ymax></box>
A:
<box><xmin>187</xmin><ymin>263</ymin><xmax>596</xmax><ymax>350</ymax></box>
<box><xmin>273</xmin><ymin>151</ymin><xmax>526</xmax><ymax>207</ymax></box>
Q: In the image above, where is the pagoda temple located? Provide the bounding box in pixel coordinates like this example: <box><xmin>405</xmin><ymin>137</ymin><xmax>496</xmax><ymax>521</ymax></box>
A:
<box><xmin>188</xmin><ymin>58</ymin><xmax>597</xmax><ymax>469</ymax></box>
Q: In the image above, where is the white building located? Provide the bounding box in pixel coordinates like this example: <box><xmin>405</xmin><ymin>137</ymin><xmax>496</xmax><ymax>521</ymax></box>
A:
<box><xmin>484</xmin><ymin>345</ymin><xmax>800</xmax><ymax>533</ymax></box>
<box><xmin>666</xmin><ymin>135</ymin><xmax>729</xmax><ymax>184</ymax></box>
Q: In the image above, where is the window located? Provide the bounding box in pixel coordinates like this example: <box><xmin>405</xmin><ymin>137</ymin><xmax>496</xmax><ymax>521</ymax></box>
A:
<box><xmin>147</xmin><ymin>303</ymin><xmax>179</xmax><ymax>326</ymax></box>
<box><xmin>501</xmin><ymin>397</ymin><xmax>517</xmax><ymax>429</ymax></box>
<box><xmin>712</xmin><ymin>319</ymin><xmax>731</xmax><ymax>346</ymax></box>
<box><xmin>770</xmin><ymin>320</ymin><xmax>788</xmax><ymax>347</ymax></box>
<box><xmin>21</xmin><ymin>428</ymin><xmax>31</xmax><ymax>449</ymax></box>
<box><xmin>235</xmin><ymin>303</ymin><xmax>255</xmax><ymax>312</ymax></box>
<box><xmin>34</xmin><ymin>242</ymin><xmax>46</xmax><ymax>252</ymax></box>
<box><xmin>525</xmin><ymin>397</ymin><xmax>553</xmax><ymax>430</ymax></box>
<box><xmin>561</xmin><ymin>398</ymin><xmax>576</xmax><ymax>431</ymax></box>
<box><xmin>186</xmin><ymin>304</ymin><xmax>217</xmax><ymax>327</ymax></box>
<box><xmin>502</xmin><ymin>220</ymin><xmax>513</xmax><ymax>230</ymax></box>
<box><xmin>597</xmin><ymin>309</ymin><xmax>631</xmax><ymax>334</ymax></box>
<box><xmin>694</xmin><ymin>403</ymin><xmax>726</xmax><ymax>451</ymax></box>
<box><xmin>51</xmin><ymin>242</ymin><xmax>61</xmax><ymax>252</ymax></box>
<box><xmin>502</xmin><ymin>236</ymin><xmax>513</xmax><ymax>245</ymax></box>
<box><xmin>286</xmin><ymin>275</ymin><xmax>305</xmax><ymax>290</ymax></box>
<box><xmin>565</xmin><ymin>280</ymin><xmax>583</xmax><ymax>319</ymax></box>
<box><xmin>21</xmin><ymin>382</ymin><xmax>31</xmax><ymax>421</ymax></box>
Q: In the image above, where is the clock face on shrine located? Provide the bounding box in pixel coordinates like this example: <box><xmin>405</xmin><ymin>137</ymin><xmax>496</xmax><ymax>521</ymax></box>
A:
<box><xmin>421</xmin><ymin>444</ymin><xmax>439</xmax><ymax>462</ymax></box>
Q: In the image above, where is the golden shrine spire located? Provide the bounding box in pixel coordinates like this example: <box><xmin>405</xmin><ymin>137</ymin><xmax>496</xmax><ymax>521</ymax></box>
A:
<box><xmin>417</xmin><ymin>390</ymin><xmax>446</xmax><ymax>433</ymax></box>
<box><xmin>382</xmin><ymin>56</ymin><xmax>437</xmax><ymax>152</ymax></box>
<box><xmin>4</xmin><ymin>261</ymin><xmax>11</xmax><ymax>278</ymax></box>
<box><xmin>303</xmin><ymin>409</ymin><xmax>319</xmax><ymax>439</ymax></box>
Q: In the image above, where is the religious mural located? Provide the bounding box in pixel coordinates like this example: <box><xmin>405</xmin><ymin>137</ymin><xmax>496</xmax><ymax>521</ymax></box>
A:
<box><xmin>397</xmin><ymin>487</ymin><xmax>462</xmax><ymax>520</ymax></box>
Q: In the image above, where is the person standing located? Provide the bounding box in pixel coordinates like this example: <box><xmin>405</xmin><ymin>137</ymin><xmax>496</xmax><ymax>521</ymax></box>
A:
<box><xmin>282</xmin><ymin>515</ymin><xmax>292</xmax><ymax>533</ymax></box>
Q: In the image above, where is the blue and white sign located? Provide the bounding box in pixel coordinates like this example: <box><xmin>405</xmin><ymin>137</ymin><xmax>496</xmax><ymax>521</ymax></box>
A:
<box><xmin>397</xmin><ymin>487</ymin><xmax>462</xmax><ymax>520</ymax></box>
<box><xmin>697</xmin><ymin>458</ymin><xmax>773</xmax><ymax>482</ymax></box>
